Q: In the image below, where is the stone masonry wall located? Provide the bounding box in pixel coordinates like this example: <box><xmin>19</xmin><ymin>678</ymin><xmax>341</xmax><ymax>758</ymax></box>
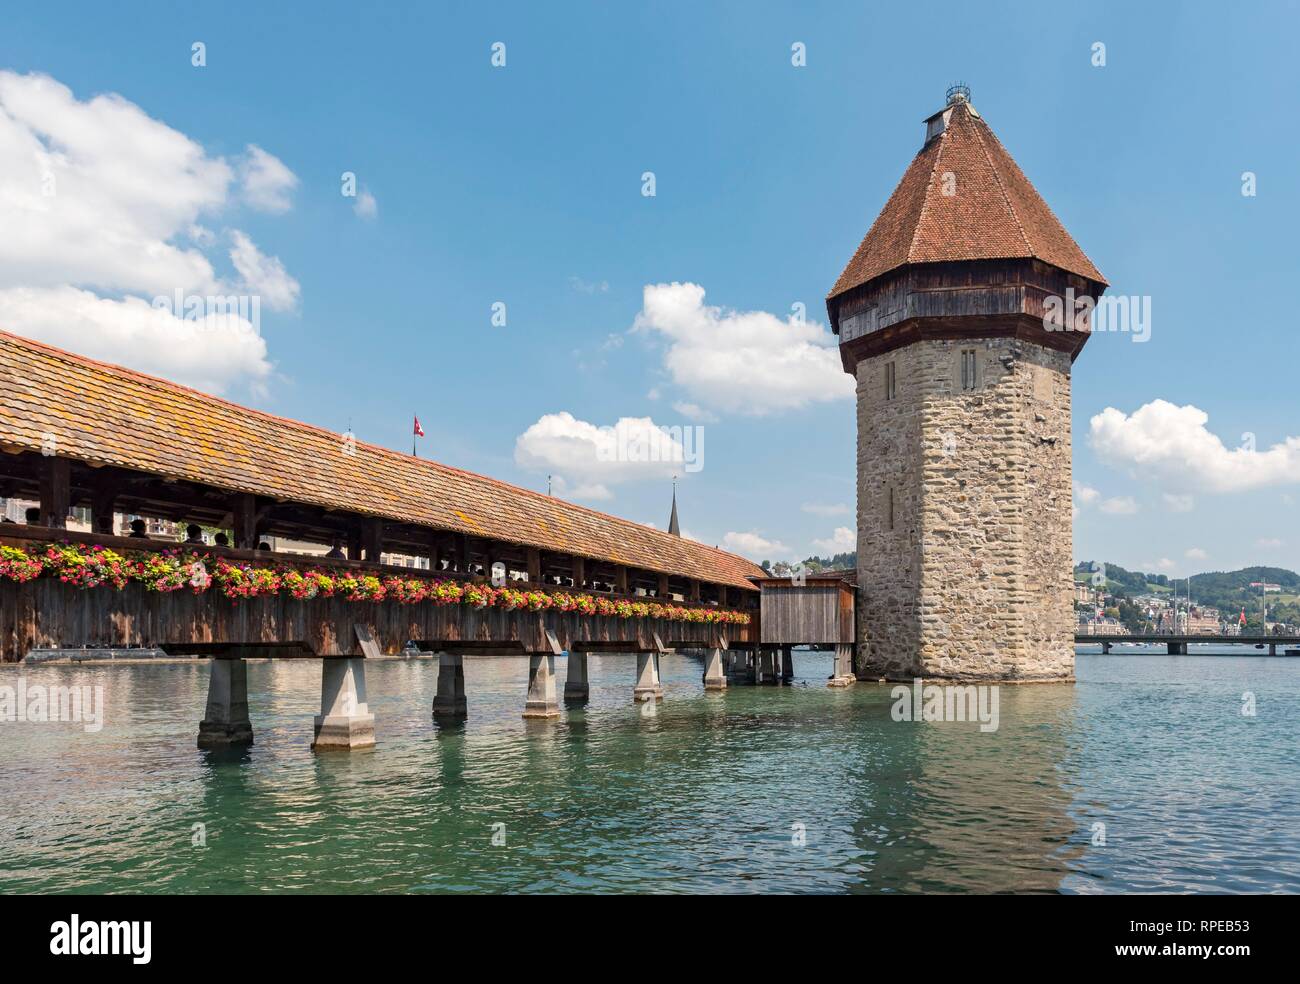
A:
<box><xmin>855</xmin><ymin>336</ymin><xmax>1075</xmax><ymax>681</ymax></box>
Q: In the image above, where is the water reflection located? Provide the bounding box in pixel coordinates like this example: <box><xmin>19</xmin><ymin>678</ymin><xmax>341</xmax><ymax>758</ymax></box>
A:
<box><xmin>0</xmin><ymin>653</ymin><xmax>1296</xmax><ymax>893</ymax></box>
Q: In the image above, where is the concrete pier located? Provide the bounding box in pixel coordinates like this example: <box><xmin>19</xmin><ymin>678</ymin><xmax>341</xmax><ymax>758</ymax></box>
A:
<box><xmin>703</xmin><ymin>648</ymin><xmax>727</xmax><ymax>691</ymax></box>
<box><xmin>564</xmin><ymin>651</ymin><xmax>589</xmax><ymax>702</ymax></box>
<box><xmin>197</xmin><ymin>657</ymin><xmax>254</xmax><ymax>748</ymax></box>
<box><xmin>312</xmin><ymin>657</ymin><xmax>376</xmax><ymax>750</ymax></box>
<box><xmin>782</xmin><ymin>646</ymin><xmax>794</xmax><ymax>683</ymax></box>
<box><xmin>757</xmin><ymin>648</ymin><xmax>778</xmax><ymax>685</ymax></box>
<box><xmin>828</xmin><ymin>643</ymin><xmax>855</xmax><ymax>687</ymax></box>
<box><xmin>523</xmin><ymin>653</ymin><xmax>561</xmax><ymax>719</ymax></box>
<box><xmin>633</xmin><ymin>651</ymin><xmax>663</xmax><ymax>702</ymax></box>
<box><xmin>432</xmin><ymin>651</ymin><xmax>467</xmax><ymax>719</ymax></box>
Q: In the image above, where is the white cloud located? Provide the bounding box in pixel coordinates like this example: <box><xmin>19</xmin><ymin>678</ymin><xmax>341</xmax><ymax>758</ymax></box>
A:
<box><xmin>0</xmin><ymin>285</ymin><xmax>269</xmax><ymax>394</ymax></box>
<box><xmin>1153</xmin><ymin>558</ymin><xmax>1176</xmax><ymax>571</ymax></box>
<box><xmin>631</xmin><ymin>282</ymin><xmax>853</xmax><ymax>415</ymax></box>
<box><xmin>569</xmin><ymin>276</ymin><xmax>609</xmax><ymax>294</ymax></box>
<box><xmin>238</xmin><ymin>145</ymin><xmax>297</xmax><ymax>214</ymax></box>
<box><xmin>514</xmin><ymin>412</ymin><xmax>694</xmax><ymax>500</ymax></box>
<box><xmin>1162</xmin><ymin>493</ymin><xmax>1195</xmax><ymax>513</ymax></box>
<box><xmin>229</xmin><ymin>230</ymin><xmax>299</xmax><ymax>311</ymax></box>
<box><xmin>354</xmin><ymin>187</ymin><xmax>377</xmax><ymax>220</ymax></box>
<box><xmin>1098</xmin><ymin>496</ymin><xmax>1139</xmax><ymax>515</ymax></box>
<box><xmin>802</xmin><ymin>502</ymin><xmax>851</xmax><ymax>517</ymax></box>
<box><xmin>1073</xmin><ymin>484</ymin><xmax>1101</xmax><ymax>505</ymax></box>
<box><xmin>721</xmin><ymin>530</ymin><xmax>790</xmax><ymax>561</ymax></box>
<box><xmin>0</xmin><ymin>70</ymin><xmax>294</xmax><ymax>391</ymax></box>
<box><xmin>1090</xmin><ymin>400</ymin><xmax>1300</xmax><ymax>493</ymax></box>
<box><xmin>671</xmin><ymin>401</ymin><xmax>717</xmax><ymax>423</ymax></box>
<box><xmin>1185</xmin><ymin>547</ymin><xmax>1207</xmax><ymax>560</ymax></box>
<box><xmin>1258</xmin><ymin>537</ymin><xmax>1284</xmax><ymax>550</ymax></box>
<box><xmin>812</xmin><ymin>526</ymin><xmax>856</xmax><ymax>554</ymax></box>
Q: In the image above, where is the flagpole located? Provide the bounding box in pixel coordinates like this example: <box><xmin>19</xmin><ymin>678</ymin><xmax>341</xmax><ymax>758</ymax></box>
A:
<box><xmin>413</xmin><ymin>412</ymin><xmax>417</xmax><ymax>457</ymax></box>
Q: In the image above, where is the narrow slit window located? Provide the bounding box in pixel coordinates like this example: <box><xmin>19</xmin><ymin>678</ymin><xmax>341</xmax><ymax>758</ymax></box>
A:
<box><xmin>885</xmin><ymin>361</ymin><xmax>897</xmax><ymax>401</ymax></box>
<box><xmin>888</xmin><ymin>486</ymin><xmax>895</xmax><ymax>531</ymax></box>
<box><xmin>960</xmin><ymin>349</ymin><xmax>977</xmax><ymax>391</ymax></box>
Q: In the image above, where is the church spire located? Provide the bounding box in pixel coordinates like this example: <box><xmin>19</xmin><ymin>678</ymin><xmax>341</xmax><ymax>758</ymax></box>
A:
<box><xmin>668</xmin><ymin>478</ymin><xmax>680</xmax><ymax>536</ymax></box>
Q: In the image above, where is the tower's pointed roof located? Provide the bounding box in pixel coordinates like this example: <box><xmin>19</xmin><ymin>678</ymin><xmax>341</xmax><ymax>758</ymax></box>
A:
<box><xmin>828</xmin><ymin>92</ymin><xmax>1105</xmax><ymax>300</ymax></box>
<box><xmin>668</xmin><ymin>485</ymin><xmax>680</xmax><ymax>537</ymax></box>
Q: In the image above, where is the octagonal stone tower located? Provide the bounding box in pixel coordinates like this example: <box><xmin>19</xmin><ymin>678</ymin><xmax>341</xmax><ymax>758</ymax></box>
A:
<box><xmin>826</xmin><ymin>87</ymin><xmax>1107</xmax><ymax>682</ymax></box>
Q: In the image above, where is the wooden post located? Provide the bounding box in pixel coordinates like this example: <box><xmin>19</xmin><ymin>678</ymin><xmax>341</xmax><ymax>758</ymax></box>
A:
<box><xmin>429</xmin><ymin>539</ymin><xmax>442</xmax><ymax>572</ymax></box>
<box><xmin>690</xmin><ymin>579</ymin><xmax>701</xmax><ymax>602</ymax></box>
<box><xmin>347</xmin><ymin>525</ymin><xmax>363</xmax><ymax>562</ymax></box>
<box><xmin>614</xmin><ymin>565</ymin><xmax>628</xmax><ymax>596</ymax></box>
<box><xmin>527</xmin><ymin>548</ymin><xmax>541</xmax><ymax>583</ymax></box>
<box><xmin>361</xmin><ymin>517</ymin><xmax>384</xmax><ymax>563</ymax></box>
<box><xmin>89</xmin><ymin>482</ymin><xmax>118</xmax><ymax>536</ymax></box>
<box><xmin>572</xmin><ymin>556</ymin><xmax>585</xmax><ymax>590</ymax></box>
<box><xmin>39</xmin><ymin>457</ymin><xmax>70</xmax><ymax>529</ymax></box>
<box><xmin>657</xmin><ymin>572</ymin><xmax>670</xmax><ymax>598</ymax></box>
<box><xmin>233</xmin><ymin>493</ymin><xmax>258</xmax><ymax>549</ymax></box>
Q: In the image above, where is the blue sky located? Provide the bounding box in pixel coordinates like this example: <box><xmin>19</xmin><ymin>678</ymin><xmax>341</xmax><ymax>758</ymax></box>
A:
<box><xmin>2</xmin><ymin>1</ymin><xmax>1297</xmax><ymax>576</ymax></box>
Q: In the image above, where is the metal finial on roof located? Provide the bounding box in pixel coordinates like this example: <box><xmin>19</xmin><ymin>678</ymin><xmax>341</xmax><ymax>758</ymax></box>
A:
<box><xmin>668</xmin><ymin>477</ymin><xmax>680</xmax><ymax>537</ymax></box>
<box><xmin>946</xmin><ymin>82</ymin><xmax>971</xmax><ymax>105</ymax></box>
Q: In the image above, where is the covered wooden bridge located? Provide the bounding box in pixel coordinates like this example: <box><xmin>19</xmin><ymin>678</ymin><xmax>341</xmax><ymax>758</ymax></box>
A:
<box><xmin>0</xmin><ymin>330</ymin><xmax>784</xmax><ymax>748</ymax></box>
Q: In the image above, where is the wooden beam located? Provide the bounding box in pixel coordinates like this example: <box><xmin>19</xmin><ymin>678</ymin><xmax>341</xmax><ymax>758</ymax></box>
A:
<box><xmin>90</xmin><ymin>483</ymin><xmax>118</xmax><ymax>535</ymax></box>
<box><xmin>657</xmin><ymin>572</ymin><xmax>670</xmax><ymax>598</ymax></box>
<box><xmin>346</xmin><ymin>524</ymin><xmax>363</xmax><ymax>562</ymax></box>
<box><xmin>38</xmin><ymin>456</ymin><xmax>70</xmax><ymax>529</ymax></box>
<box><xmin>233</xmin><ymin>493</ymin><xmax>258</xmax><ymax>549</ymax></box>
<box><xmin>614</xmin><ymin>565</ymin><xmax>628</xmax><ymax>595</ymax></box>
<box><xmin>690</xmin><ymin>578</ymin><xmax>701</xmax><ymax>602</ymax></box>
<box><xmin>457</xmin><ymin>534</ymin><xmax>471</xmax><ymax>573</ymax></box>
<box><xmin>527</xmin><ymin>547</ymin><xmax>541</xmax><ymax>583</ymax></box>
<box><xmin>361</xmin><ymin>517</ymin><xmax>384</xmax><ymax>562</ymax></box>
<box><xmin>572</xmin><ymin>555</ymin><xmax>585</xmax><ymax>589</ymax></box>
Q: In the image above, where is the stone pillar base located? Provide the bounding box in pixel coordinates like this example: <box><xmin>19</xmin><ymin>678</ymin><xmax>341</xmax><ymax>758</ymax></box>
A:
<box><xmin>828</xmin><ymin>643</ymin><xmax>856</xmax><ymax>688</ymax></box>
<box><xmin>312</xmin><ymin>657</ymin><xmax>375</xmax><ymax>751</ymax></box>
<box><xmin>523</xmin><ymin>653</ymin><xmax>561</xmax><ymax>719</ymax></box>
<box><xmin>432</xmin><ymin>651</ymin><xmax>468</xmax><ymax>719</ymax></box>
<box><xmin>197</xmin><ymin>658</ymin><xmax>254</xmax><ymax>749</ymax></box>
<box><xmin>564</xmin><ymin>651</ymin><xmax>589</xmax><ymax>702</ymax></box>
<box><xmin>702</xmin><ymin>647</ymin><xmax>727</xmax><ymax>692</ymax></box>
<box><xmin>312</xmin><ymin>713</ymin><xmax>376</xmax><ymax>750</ymax></box>
<box><xmin>197</xmin><ymin>718</ymin><xmax>254</xmax><ymax>748</ymax></box>
<box><xmin>634</xmin><ymin>651</ymin><xmax>663</xmax><ymax>702</ymax></box>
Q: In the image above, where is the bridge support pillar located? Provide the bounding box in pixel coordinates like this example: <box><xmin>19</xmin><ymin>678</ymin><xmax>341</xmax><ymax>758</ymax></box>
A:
<box><xmin>1270</xmin><ymin>643</ymin><xmax>1277</xmax><ymax>657</ymax></box>
<box><xmin>564</xmin><ymin>652</ymin><xmax>589</xmax><ymax>702</ymax></box>
<box><xmin>432</xmin><ymin>652</ymin><xmax>467</xmax><ymax>719</ymax></box>
<box><xmin>312</xmin><ymin>657</ymin><xmax>375</xmax><ymax>751</ymax></box>
<box><xmin>1102</xmin><ymin>641</ymin><xmax>1112</xmax><ymax>654</ymax></box>
<box><xmin>703</xmin><ymin>648</ymin><xmax>727</xmax><ymax>691</ymax></box>
<box><xmin>198</xmin><ymin>658</ymin><xmax>254</xmax><ymax>748</ymax></box>
<box><xmin>523</xmin><ymin>653</ymin><xmax>561</xmax><ymax>719</ymax></box>
<box><xmin>633</xmin><ymin>651</ymin><xmax>663</xmax><ymax>702</ymax></box>
<box><xmin>757</xmin><ymin>648</ymin><xmax>778</xmax><ymax>685</ymax></box>
<box><xmin>782</xmin><ymin>647</ymin><xmax>794</xmax><ymax>683</ymax></box>
<box><xmin>828</xmin><ymin>643</ymin><xmax>855</xmax><ymax>687</ymax></box>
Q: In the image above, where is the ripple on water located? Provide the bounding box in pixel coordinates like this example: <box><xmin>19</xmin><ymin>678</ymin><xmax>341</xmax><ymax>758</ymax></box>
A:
<box><xmin>0</xmin><ymin>653</ymin><xmax>1297</xmax><ymax>893</ymax></box>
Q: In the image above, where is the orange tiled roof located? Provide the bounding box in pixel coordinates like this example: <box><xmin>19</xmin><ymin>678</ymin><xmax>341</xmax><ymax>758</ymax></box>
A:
<box><xmin>0</xmin><ymin>330</ymin><xmax>766</xmax><ymax>591</ymax></box>
<box><xmin>828</xmin><ymin>99</ymin><xmax>1105</xmax><ymax>299</ymax></box>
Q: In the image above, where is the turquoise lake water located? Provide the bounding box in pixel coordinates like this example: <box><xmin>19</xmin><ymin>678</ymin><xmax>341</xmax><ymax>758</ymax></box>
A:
<box><xmin>1</xmin><ymin>650</ymin><xmax>1296</xmax><ymax>893</ymax></box>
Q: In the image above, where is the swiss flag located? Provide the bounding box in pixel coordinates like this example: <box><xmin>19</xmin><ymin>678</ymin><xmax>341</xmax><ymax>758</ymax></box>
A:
<box><xmin>414</xmin><ymin>416</ymin><xmax>425</xmax><ymax>438</ymax></box>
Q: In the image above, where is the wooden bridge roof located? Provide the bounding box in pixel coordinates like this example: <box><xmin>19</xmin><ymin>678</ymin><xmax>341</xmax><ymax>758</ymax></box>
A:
<box><xmin>0</xmin><ymin>330</ymin><xmax>766</xmax><ymax>591</ymax></box>
<box><xmin>828</xmin><ymin>98</ymin><xmax>1105</xmax><ymax>300</ymax></box>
